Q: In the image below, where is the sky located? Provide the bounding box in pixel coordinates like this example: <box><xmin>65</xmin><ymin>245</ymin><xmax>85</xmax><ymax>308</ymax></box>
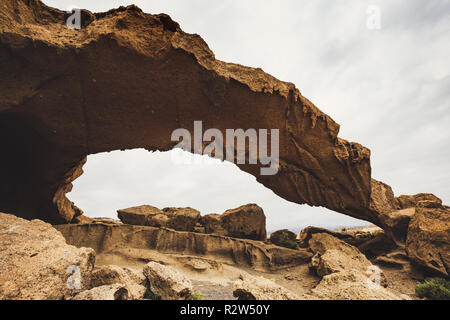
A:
<box><xmin>43</xmin><ymin>0</ymin><xmax>450</xmax><ymax>232</ymax></box>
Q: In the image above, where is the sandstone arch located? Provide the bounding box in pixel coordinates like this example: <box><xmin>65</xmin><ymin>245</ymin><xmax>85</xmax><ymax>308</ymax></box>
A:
<box><xmin>1</xmin><ymin>0</ymin><xmax>383</xmax><ymax>227</ymax></box>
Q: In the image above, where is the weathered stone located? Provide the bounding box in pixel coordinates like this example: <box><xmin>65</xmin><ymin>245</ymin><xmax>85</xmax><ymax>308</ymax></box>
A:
<box><xmin>312</xmin><ymin>270</ymin><xmax>409</xmax><ymax>300</ymax></box>
<box><xmin>406</xmin><ymin>202</ymin><xmax>450</xmax><ymax>277</ymax></box>
<box><xmin>270</xmin><ymin>229</ymin><xmax>297</xmax><ymax>247</ymax></box>
<box><xmin>221</xmin><ymin>204</ymin><xmax>267</xmax><ymax>241</ymax></box>
<box><xmin>90</xmin><ymin>265</ymin><xmax>147</xmax><ymax>299</ymax></box>
<box><xmin>162</xmin><ymin>207</ymin><xmax>201</xmax><ymax>232</ymax></box>
<box><xmin>0</xmin><ymin>212</ymin><xmax>95</xmax><ymax>300</ymax></box>
<box><xmin>72</xmin><ymin>284</ymin><xmax>130</xmax><ymax>300</ymax></box>
<box><xmin>233</xmin><ymin>274</ymin><xmax>300</xmax><ymax>300</ymax></box>
<box><xmin>0</xmin><ymin>0</ymin><xmax>377</xmax><ymax>228</ymax></box>
<box><xmin>397</xmin><ymin>194</ymin><xmax>442</xmax><ymax>209</ymax></box>
<box><xmin>143</xmin><ymin>262</ymin><xmax>193</xmax><ymax>300</ymax></box>
<box><xmin>117</xmin><ymin>205</ymin><xmax>165</xmax><ymax>226</ymax></box>
<box><xmin>55</xmin><ymin>223</ymin><xmax>312</xmax><ymax>272</ymax></box>
<box><xmin>201</xmin><ymin>213</ymin><xmax>227</xmax><ymax>236</ymax></box>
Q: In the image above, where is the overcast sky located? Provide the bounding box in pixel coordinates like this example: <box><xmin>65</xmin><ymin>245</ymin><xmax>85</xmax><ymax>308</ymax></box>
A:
<box><xmin>43</xmin><ymin>0</ymin><xmax>450</xmax><ymax>232</ymax></box>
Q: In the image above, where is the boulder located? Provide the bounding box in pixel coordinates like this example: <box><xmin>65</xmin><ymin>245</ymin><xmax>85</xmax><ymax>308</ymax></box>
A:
<box><xmin>270</xmin><ymin>229</ymin><xmax>297</xmax><ymax>248</ymax></box>
<box><xmin>221</xmin><ymin>204</ymin><xmax>267</xmax><ymax>241</ymax></box>
<box><xmin>89</xmin><ymin>265</ymin><xmax>147</xmax><ymax>299</ymax></box>
<box><xmin>72</xmin><ymin>284</ymin><xmax>130</xmax><ymax>300</ymax></box>
<box><xmin>397</xmin><ymin>194</ymin><xmax>442</xmax><ymax>209</ymax></box>
<box><xmin>201</xmin><ymin>213</ymin><xmax>227</xmax><ymax>236</ymax></box>
<box><xmin>308</xmin><ymin>233</ymin><xmax>387</xmax><ymax>286</ymax></box>
<box><xmin>117</xmin><ymin>205</ymin><xmax>166</xmax><ymax>227</ymax></box>
<box><xmin>162</xmin><ymin>207</ymin><xmax>201</xmax><ymax>232</ymax></box>
<box><xmin>406</xmin><ymin>201</ymin><xmax>450</xmax><ymax>277</ymax></box>
<box><xmin>233</xmin><ymin>274</ymin><xmax>300</xmax><ymax>300</ymax></box>
<box><xmin>312</xmin><ymin>270</ymin><xmax>409</xmax><ymax>300</ymax></box>
<box><xmin>0</xmin><ymin>212</ymin><xmax>95</xmax><ymax>300</ymax></box>
<box><xmin>117</xmin><ymin>205</ymin><xmax>200</xmax><ymax>232</ymax></box>
<box><xmin>143</xmin><ymin>262</ymin><xmax>193</xmax><ymax>300</ymax></box>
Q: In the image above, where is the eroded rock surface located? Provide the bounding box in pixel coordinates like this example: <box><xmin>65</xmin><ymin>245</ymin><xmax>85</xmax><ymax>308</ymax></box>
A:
<box><xmin>55</xmin><ymin>222</ymin><xmax>312</xmax><ymax>272</ymax></box>
<box><xmin>0</xmin><ymin>212</ymin><xmax>95</xmax><ymax>300</ymax></box>
<box><xmin>143</xmin><ymin>262</ymin><xmax>193</xmax><ymax>300</ymax></box>
<box><xmin>233</xmin><ymin>274</ymin><xmax>301</xmax><ymax>300</ymax></box>
<box><xmin>406</xmin><ymin>201</ymin><xmax>450</xmax><ymax>277</ymax></box>
<box><xmin>0</xmin><ymin>0</ymin><xmax>379</xmax><ymax>227</ymax></box>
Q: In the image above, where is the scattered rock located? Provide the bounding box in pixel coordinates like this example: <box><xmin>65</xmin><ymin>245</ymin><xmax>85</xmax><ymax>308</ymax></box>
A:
<box><xmin>117</xmin><ymin>205</ymin><xmax>166</xmax><ymax>227</ymax></box>
<box><xmin>90</xmin><ymin>265</ymin><xmax>147</xmax><ymax>299</ymax></box>
<box><xmin>72</xmin><ymin>284</ymin><xmax>130</xmax><ymax>300</ymax></box>
<box><xmin>143</xmin><ymin>262</ymin><xmax>193</xmax><ymax>300</ymax></box>
<box><xmin>233</xmin><ymin>274</ymin><xmax>300</xmax><ymax>300</ymax></box>
<box><xmin>201</xmin><ymin>213</ymin><xmax>227</xmax><ymax>236</ymax></box>
<box><xmin>406</xmin><ymin>201</ymin><xmax>450</xmax><ymax>277</ymax></box>
<box><xmin>221</xmin><ymin>204</ymin><xmax>267</xmax><ymax>241</ymax></box>
<box><xmin>0</xmin><ymin>212</ymin><xmax>95</xmax><ymax>300</ymax></box>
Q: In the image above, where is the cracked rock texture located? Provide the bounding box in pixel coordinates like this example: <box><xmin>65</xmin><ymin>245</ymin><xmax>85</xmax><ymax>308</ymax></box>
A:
<box><xmin>1</xmin><ymin>0</ymin><xmax>376</xmax><ymax>226</ymax></box>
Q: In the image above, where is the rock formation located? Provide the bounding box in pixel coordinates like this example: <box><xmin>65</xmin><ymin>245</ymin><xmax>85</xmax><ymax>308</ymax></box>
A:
<box><xmin>143</xmin><ymin>262</ymin><xmax>193</xmax><ymax>300</ymax></box>
<box><xmin>406</xmin><ymin>201</ymin><xmax>450</xmax><ymax>277</ymax></box>
<box><xmin>270</xmin><ymin>229</ymin><xmax>298</xmax><ymax>248</ymax></box>
<box><xmin>0</xmin><ymin>0</ymin><xmax>383</xmax><ymax>228</ymax></box>
<box><xmin>0</xmin><ymin>212</ymin><xmax>95</xmax><ymax>300</ymax></box>
<box><xmin>118</xmin><ymin>203</ymin><xmax>267</xmax><ymax>241</ymax></box>
<box><xmin>55</xmin><ymin>221</ymin><xmax>311</xmax><ymax>272</ymax></box>
<box><xmin>233</xmin><ymin>274</ymin><xmax>301</xmax><ymax>300</ymax></box>
<box><xmin>71</xmin><ymin>284</ymin><xmax>130</xmax><ymax>300</ymax></box>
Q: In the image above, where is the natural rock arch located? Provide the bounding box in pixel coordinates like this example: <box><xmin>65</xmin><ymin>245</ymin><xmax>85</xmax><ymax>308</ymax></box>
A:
<box><xmin>1</xmin><ymin>0</ymin><xmax>389</xmax><ymax>227</ymax></box>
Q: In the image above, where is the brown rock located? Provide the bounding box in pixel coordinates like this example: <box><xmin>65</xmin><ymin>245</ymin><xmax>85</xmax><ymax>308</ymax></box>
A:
<box><xmin>143</xmin><ymin>262</ymin><xmax>193</xmax><ymax>300</ymax></box>
<box><xmin>89</xmin><ymin>265</ymin><xmax>147</xmax><ymax>299</ymax></box>
<box><xmin>72</xmin><ymin>284</ymin><xmax>130</xmax><ymax>300</ymax></box>
<box><xmin>405</xmin><ymin>202</ymin><xmax>450</xmax><ymax>277</ymax></box>
<box><xmin>397</xmin><ymin>194</ymin><xmax>442</xmax><ymax>209</ymax></box>
<box><xmin>0</xmin><ymin>212</ymin><xmax>95</xmax><ymax>300</ymax></box>
<box><xmin>162</xmin><ymin>207</ymin><xmax>201</xmax><ymax>232</ymax></box>
<box><xmin>55</xmin><ymin>222</ymin><xmax>312</xmax><ymax>272</ymax></box>
<box><xmin>201</xmin><ymin>213</ymin><xmax>227</xmax><ymax>236</ymax></box>
<box><xmin>233</xmin><ymin>274</ymin><xmax>301</xmax><ymax>300</ymax></box>
<box><xmin>0</xmin><ymin>0</ymin><xmax>375</xmax><ymax>228</ymax></box>
<box><xmin>221</xmin><ymin>204</ymin><xmax>267</xmax><ymax>241</ymax></box>
<box><xmin>270</xmin><ymin>229</ymin><xmax>297</xmax><ymax>248</ymax></box>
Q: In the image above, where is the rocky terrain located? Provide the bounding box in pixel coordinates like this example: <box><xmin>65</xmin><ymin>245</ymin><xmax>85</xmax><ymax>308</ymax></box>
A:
<box><xmin>0</xmin><ymin>0</ymin><xmax>449</xmax><ymax>300</ymax></box>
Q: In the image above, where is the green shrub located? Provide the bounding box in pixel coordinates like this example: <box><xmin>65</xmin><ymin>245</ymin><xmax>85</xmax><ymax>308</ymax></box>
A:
<box><xmin>416</xmin><ymin>278</ymin><xmax>450</xmax><ymax>300</ymax></box>
<box><xmin>190</xmin><ymin>293</ymin><xmax>204</xmax><ymax>300</ymax></box>
<box><xmin>279</xmin><ymin>239</ymin><xmax>298</xmax><ymax>250</ymax></box>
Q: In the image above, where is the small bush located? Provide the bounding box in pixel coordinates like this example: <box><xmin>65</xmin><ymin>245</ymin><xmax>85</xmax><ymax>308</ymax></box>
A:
<box><xmin>416</xmin><ymin>278</ymin><xmax>450</xmax><ymax>300</ymax></box>
<box><xmin>190</xmin><ymin>293</ymin><xmax>204</xmax><ymax>300</ymax></box>
<box><xmin>279</xmin><ymin>239</ymin><xmax>298</xmax><ymax>250</ymax></box>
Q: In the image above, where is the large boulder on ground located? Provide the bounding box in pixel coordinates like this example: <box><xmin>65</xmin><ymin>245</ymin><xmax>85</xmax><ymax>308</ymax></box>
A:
<box><xmin>233</xmin><ymin>274</ymin><xmax>301</xmax><ymax>300</ymax></box>
<box><xmin>270</xmin><ymin>229</ymin><xmax>298</xmax><ymax>248</ymax></box>
<box><xmin>308</xmin><ymin>233</ymin><xmax>377</xmax><ymax>276</ymax></box>
<box><xmin>0</xmin><ymin>212</ymin><xmax>95</xmax><ymax>300</ymax></box>
<box><xmin>143</xmin><ymin>262</ymin><xmax>193</xmax><ymax>300</ymax></box>
<box><xmin>89</xmin><ymin>265</ymin><xmax>147</xmax><ymax>299</ymax></box>
<box><xmin>72</xmin><ymin>284</ymin><xmax>130</xmax><ymax>300</ymax></box>
<box><xmin>312</xmin><ymin>270</ymin><xmax>409</xmax><ymax>300</ymax></box>
<box><xmin>117</xmin><ymin>205</ymin><xmax>200</xmax><ymax>232</ymax></box>
<box><xmin>406</xmin><ymin>201</ymin><xmax>450</xmax><ymax>277</ymax></box>
<box><xmin>221</xmin><ymin>204</ymin><xmax>267</xmax><ymax>241</ymax></box>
